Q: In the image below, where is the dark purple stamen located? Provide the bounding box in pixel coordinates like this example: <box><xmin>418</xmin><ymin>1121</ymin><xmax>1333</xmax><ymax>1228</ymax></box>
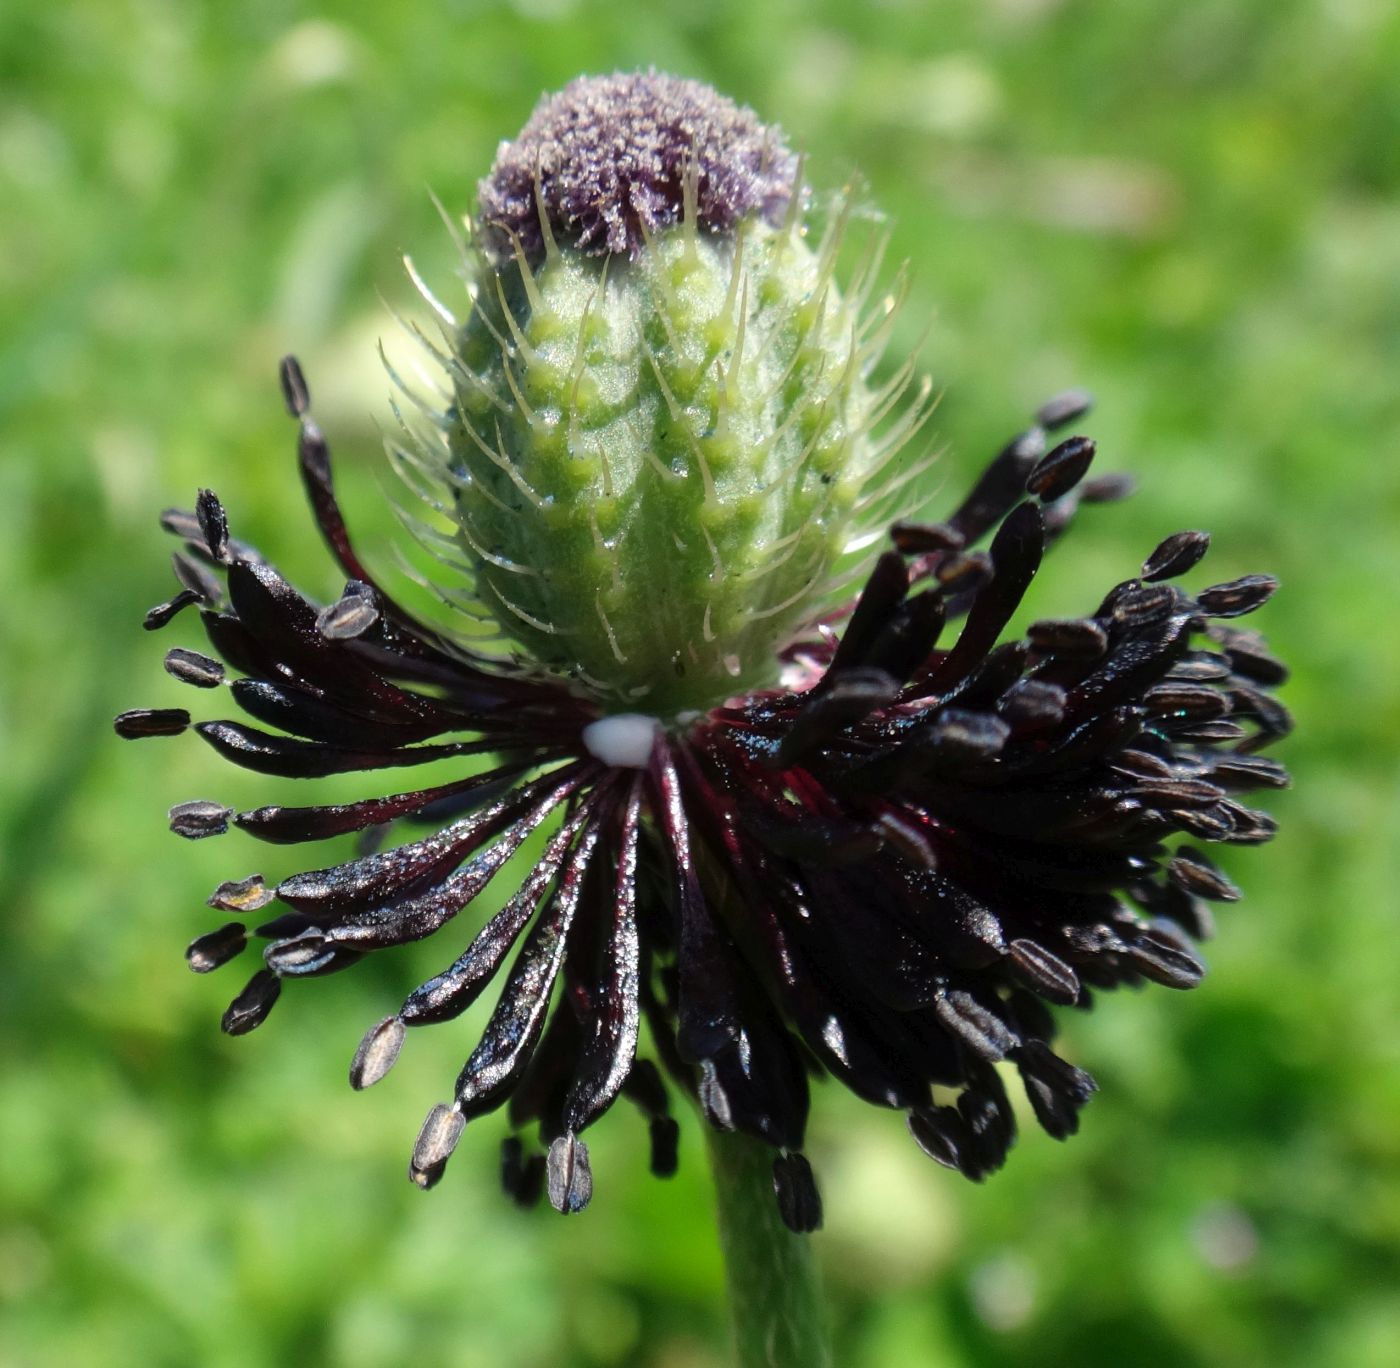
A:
<box><xmin>120</xmin><ymin>359</ymin><xmax>1290</xmax><ymax>1233</ymax></box>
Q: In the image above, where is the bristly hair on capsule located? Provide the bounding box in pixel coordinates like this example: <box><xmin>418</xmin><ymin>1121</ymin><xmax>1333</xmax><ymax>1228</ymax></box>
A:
<box><xmin>384</xmin><ymin>188</ymin><xmax>933</xmax><ymax>712</ymax></box>
<box><xmin>116</xmin><ymin>73</ymin><xmax>1292</xmax><ymax>1234</ymax></box>
<box><xmin>380</xmin><ymin>71</ymin><xmax>937</xmax><ymax>715</ymax></box>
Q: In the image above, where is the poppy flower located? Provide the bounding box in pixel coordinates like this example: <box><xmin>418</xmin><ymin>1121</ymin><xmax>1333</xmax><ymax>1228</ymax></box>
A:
<box><xmin>116</xmin><ymin>73</ymin><xmax>1290</xmax><ymax>1231</ymax></box>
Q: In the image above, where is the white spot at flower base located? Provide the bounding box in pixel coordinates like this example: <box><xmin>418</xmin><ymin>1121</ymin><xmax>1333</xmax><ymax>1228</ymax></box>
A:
<box><xmin>582</xmin><ymin>714</ymin><xmax>660</xmax><ymax>769</ymax></box>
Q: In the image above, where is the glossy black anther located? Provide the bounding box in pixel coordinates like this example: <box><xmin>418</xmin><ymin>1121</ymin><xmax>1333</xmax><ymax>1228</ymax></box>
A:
<box><xmin>1143</xmin><ymin>682</ymin><xmax>1230</xmax><ymax>721</ymax></box>
<box><xmin>1110</xmin><ymin>584</ymin><xmax>1181</xmax><ymax>627</ymax></box>
<box><xmin>1172</xmin><ymin>719</ymin><xmax>1247</xmax><ymax>743</ymax></box>
<box><xmin>890</xmin><ymin>520</ymin><xmax>965</xmax><ymax>555</ymax></box>
<box><xmin>409</xmin><ymin>1103</ymin><xmax>465</xmax><ymax>1189</ymax></box>
<box><xmin>114</xmin><ymin>707</ymin><xmax>191</xmax><ymax>739</ymax></box>
<box><xmin>1165</xmin><ymin>652</ymin><xmax>1233</xmax><ymax>682</ymax></box>
<box><xmin>921</xmin><ymin>709</ymin><xmax>1011</xmax><ymax>765</ymax></box>
<box><xmin>996</xmin><ymin>678</ymin><xmax>1066</xmax><ymax>730</ymax></box>
<box><xmin>934</xmin><ymin>990</ymin><xmax>1019</xmax><ymax>1062</ymax></box>
<box><xmin>1026</xmin><ymin>617</ymin><xmax>1108</xmax><ymax>659</ymax></box>
<box><xmin>1125</xmin><ymin>921</ymin><xmax>1205</xmax><ymax>990</ymax></box>
<box><xmin>221</xmin><ymin>969</ymin><xmax>282</xmax><ymax>1036</ymax></box>
<box><xmin>546</xmin><ymin>1132</ymin><xmax>593</xmax><ymax>1214</ymax></box>
<box><xmin>316</xmin><ymin>582</ymin><xmax>380</xmax><ymax>640</ymax></box>
<box><xmin>1006</xmin><ymin>939</ymin><xmax>1081</xmax><ymax>1005</ymax></box>
<box><xmin>1209</xmin><ymin>755</ymin><xmax>1289</xmax><ymax>790</ymax></box>
<box><xmin>207</xmin><ymin>872</ymin><xmax>273</xmax><ymax>913</ymax></box>
<box><xmin>1197</xmin><ymin>575</ymin><xmax>1279</xmax><ymax>618</ymax></box>
<box><xmin>185</xmin><ymin>922</ymin><xmax>248</xmax><ymax>974</ymax></box>
<box><xmin>168</xmin><ymin>799</ymin><xmax>234</xmax><ymax>839</ymax></box>
<box><xmin>1132</xmin><ymin>775</ymin><xmax>1226</xmax><ymax>810</ymax></box>
<box><xmin>1110</xmin><ymin>748</ymin><xmax>1173</xmax><ymax>780</ymax></box>
<box><xmin>164</xmin><ymin>647</ymin><xmax>225</xmax><ymax>688</ymax></box>
<box><xmin>1026</xmin><ymin>435</ymin><xmax>1096</xmax><ymax>502</ymax></box>
<box><xmin>908</xmin><ymin>1106</ymin><xmax>963</xmax><ymax>1171</ymax></box>
<box><xmin>196</xmin><ymin>489</ymin><xmax>230</xmax><ymax>562</ymax></box>
<box><xmin>280</xmin><ymin>355</ymin><xmax>310</xmax><ymax>417</ymax></box>
<box><xmin>1168</xmin><ymin>847</ymin><xmax>1242</xmax><ymax>902</ymax></box>
<box><xmin>1216</xmin><ymin>629</ymin><xmax>1289</xmax><ymax>686</ymax></box>
<box><xmin>1142</xmin><ymin>530</ymin><xmax>1210</xmax><ymax>582</ymax></box>
<box><xmin>350</xmin><ymin>1015</ymin><xmax>407</xmax><ymax>1089</ymax></box>
<box><xmin>1228</xmin><ymin>683</ymin><xmax>1294</xmax><ymax>748</ymax></box>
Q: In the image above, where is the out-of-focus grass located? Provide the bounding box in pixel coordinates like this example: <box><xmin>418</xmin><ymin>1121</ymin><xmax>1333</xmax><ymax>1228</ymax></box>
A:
<box><xmin>1</xmin><ymin>2</ymin><xmax>1398</xmax><ymax>1365</ymax></box>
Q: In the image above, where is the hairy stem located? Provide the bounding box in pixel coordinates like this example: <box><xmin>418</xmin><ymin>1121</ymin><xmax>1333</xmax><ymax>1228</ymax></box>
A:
<box><xmin>705</xmin><ymin>1128</ymin><xmax>831</xmax><ymax>1368</ymax></box>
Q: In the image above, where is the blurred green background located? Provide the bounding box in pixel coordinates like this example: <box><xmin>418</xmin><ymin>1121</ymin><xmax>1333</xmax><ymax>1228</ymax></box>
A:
<box><xmin>2</xmin><ymin>1</ymin><xmax>1398</xmax><ymax>1364</ymax></box>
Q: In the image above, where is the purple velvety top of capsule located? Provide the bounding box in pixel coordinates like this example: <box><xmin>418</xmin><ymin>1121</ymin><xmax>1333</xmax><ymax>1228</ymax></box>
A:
<box><xmin>476</xmin><ymin>71</ymin><xmax>799</xmax><ymax>263</ymax></box>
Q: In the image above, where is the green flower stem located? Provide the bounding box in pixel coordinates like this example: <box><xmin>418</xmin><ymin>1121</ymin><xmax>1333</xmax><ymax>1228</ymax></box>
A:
<box><xmin>705</xmin><ymin>1128</ymin><xmax>831</xmax><ymax>1368</ymax></box>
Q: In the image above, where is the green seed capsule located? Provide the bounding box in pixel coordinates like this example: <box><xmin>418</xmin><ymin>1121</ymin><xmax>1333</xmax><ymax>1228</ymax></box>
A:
<box><xmin>447</xmin><ymin>221</ymin><xmax>880</xmax><ymax>715</ymax></box>
<box><xmin>414</xmin><ymin>73</ymin><xmax>917</xmax><ymax>718</ymax></box>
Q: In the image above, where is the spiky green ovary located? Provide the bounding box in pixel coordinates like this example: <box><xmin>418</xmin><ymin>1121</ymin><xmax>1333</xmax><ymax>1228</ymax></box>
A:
<box><xmin>447</xmin><ymin>224</ymin><xmax>879</xmax><ymax>717</ymax></box>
